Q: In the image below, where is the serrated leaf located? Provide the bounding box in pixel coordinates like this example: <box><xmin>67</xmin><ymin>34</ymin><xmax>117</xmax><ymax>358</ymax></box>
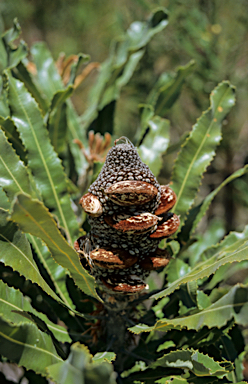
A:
<box><xmin>0</xmin><ymin>116</ymin><xmax>27</xmax><ymax>163</ymax></box>
<box><xmin>0</xmin><ymin>127</ymin><xmax>72</xmax><ymax>306</ymax></box>
<box><xmin>10</xmin><ymin>193</ymin><xmax>100</xmax><ymax>301</ymax></box>
<box><xmin>138</xmin><ymin>116</ymin><xmax>170</xmax><ymax>176</ymax></box>
<box><xmin>31</xmin><ymin>42</ymin><xmax>63</xmax><ymax>104</ymax></box>
<box><xmin>0</xmin><ymin>208</ymin><xmax>64</xmax><ymax>305</ymax></box>
<box><xmin>171</xmin><ymin>81</ymin><xmax>236</xmax><ymax>230</ymax></box>
<box><xmin>0</xmin><ymin>316</ymin><xmax>63</xmax><ymax>375</ymax></box>
<box><xmin>182</xmin><ymin>164</ymin><xmax>248</xmax><ymax>240</ymax></box>
<box><xmin>156</xmin><ymin>377</ymin><xmax>188</xmax><ymax>384</ymax></box>
<box><xmin>29</xmin><ymin>42</ymin><xmax>88</xmax><ymax>173</ymax></box>
<box><xmin>67</xmin><ymin>103</ymin><xmax>88</xmax><ymax>175</ymax></box>
<box><xmin>6</xmin><ymin>71</ymin><xmax>79</xmax><ymax>245</ymax></box>
<box><xmin>47</xmin><ymin>86</ymin><xmax>74</xmax><ymax>157</ymax></box>
<box><xmin>151</xmin><ymin>225</ymin><xmax>248</xmax><ymax>300</ymax></box>
<box><xmin>47</xmin><ymin>342</ymin><xmax>117</xmax><ymax>384</ymax></box>
<box><xmin>68</xmin><ymin>53</ymin><xmax>90</xmax><ymax>85</ymax></box>
<box><xmin>0</xmin><ymin>187</ymin><xmax>10</xmax><ymax>209</ymax></box>
<box><xmin>150</xmin><ymin>349</ymin><xmax>231</xmax><ymax>377</ymax></box>
<box><xmin>92</xmin><ymin>352</ymin><xmax>116</xmax><ymax>364</ymax></box>
<box><xmin>48</xmin><ymin>101</ymin><xmax>69</xmax><ymax>154</ymax></box>
<box><xmin>149</xmin><ymin>60</ymin><xmax>195</xmax><ymax>116</ymax></box>
<box><xmin>15</xmin><ymin>61</ymin><xmax>49</xmax><ymax>113</ymax></box>
<box><xmin>2</xmin><ymin>18</ymin><xmax>21</xmax><ymax>44</ymax></box>
<box><xmin>49</xmin><ymin>85</ymin><xmax>74</xmax><ymax>113</ymax></box>
<box><xmin>1</xmin><ymin>19</ymin><xmax>28</xmax><ymax>70</ymax></box>
<box><xmin>28</xmin><ymin>235</ymin><xmax>75</xmax><ymax>309</ymax></box>
<box><xmin>81</xmin><ymin>8</ymin><xmax>168</xmax><ymax>133</ymax></box>
<box><xmin>166</xmin><ymin>258</ymin><xmax>191</xmax><ymax>284</ymax></box>
<box><xmin>117</xmin><ymin>8</ymin><xmax>168</xmax><ymax>64</ymax></box>
<box><xmin>0</xmin><ymin>279</ymin><xmax>71</xmax><ymax>343</ymax></box>
<box><xmin>0</xmin><ymin>128</ymin><xmax>33</xmax><ymax>200</ymax></box>
<box><xmin>130</xmin><ymin>284</ymin><xmax>248</xmax><ymax>334</ymax></box>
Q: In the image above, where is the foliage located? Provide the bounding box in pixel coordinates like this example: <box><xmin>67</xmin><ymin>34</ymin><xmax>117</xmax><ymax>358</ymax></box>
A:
<box><xmin>0</xmin><ymin>10</ymin><xmax>248</xmax><ymax>384</ymax></box>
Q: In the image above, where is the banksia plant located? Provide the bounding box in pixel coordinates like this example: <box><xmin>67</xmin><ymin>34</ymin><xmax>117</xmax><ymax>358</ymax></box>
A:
<box><xmin>75</xmin><ymin>138</ymin><xmax>179</xmax><ymax>296</ymax></box>
<box><xmin>1</xmin><ymin>12</ymin><xmax>248</xmax><ymax>384</ymax></box>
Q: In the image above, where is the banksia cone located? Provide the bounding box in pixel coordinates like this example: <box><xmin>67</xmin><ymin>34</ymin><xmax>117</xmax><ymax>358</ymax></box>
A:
<box><xmin>75</xmin><ymin>138</ymin><xmax>180</xmax><ymax>295</ymax></box>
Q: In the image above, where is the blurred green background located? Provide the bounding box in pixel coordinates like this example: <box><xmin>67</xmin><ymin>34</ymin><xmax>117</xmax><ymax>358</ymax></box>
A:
<box><xmin>1</xmin><ymin>0</ymin><xmax>248</xmax><ymax>234</ymax></box>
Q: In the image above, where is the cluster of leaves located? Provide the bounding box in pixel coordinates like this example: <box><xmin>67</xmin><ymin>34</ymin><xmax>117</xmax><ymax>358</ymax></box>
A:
<box><xmin>0</xmin><ymin>9</ymin><xmax>248</xmax><ymax>384</ymax></box>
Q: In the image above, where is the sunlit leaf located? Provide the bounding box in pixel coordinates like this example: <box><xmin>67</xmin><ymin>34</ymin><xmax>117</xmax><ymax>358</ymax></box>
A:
<box><xmin>0</xmin><ymin>128</ymin><xmax>33</xmax><ymax>200</ymax></box>
<box><xmin>151</xmin><ymin>226</ymin><xmax>248</xmax><ymax>300</ymax></box>
<box><xmin>150</xmin><ymin>349</ymin><xmax>232</xmax><ymax>377</ymax></box>
<box><xmin>138</xmin><ymin>116</ymin><xmax>170</xmax><ymax>176</ymax></box>
<box><xmin>0</xmin><ymin>317</ymin><xmax>63</xmax><ymax>375</ymax></box>
<box><xmin>92</xmin><ymin>352</ymin><xmax>116</xmax><ymax>364</ymax></box>
<box><xmin>129</xmin><ymin>284</ymin><xmax>248</xmax><ymax>334</ymax></box>
<box><xmin>6</xmin><ymin>71</ymin><xmax>79</xmax><ymax>245</ymax></box>
<box><xmin>0</xmin><ymin>279</ymin><xmax>71</xmax><ymax>343</ymax></box>
<box><xmin>0</xmin><ymin>208</ymin><xmax>63</xmax><ymax>304</ymax></box>
<box><xmin>10</xmin><ymin>193</ymin><xmax>100</xmax><ymax>301</ymax></box>
<box><xmin>47</xmin><ymin>342</ymin><xmax>116</xmax><ymax>384</ymax></box>
<box><xmin>182</xmin><ymin>164</ymin><xmax>248</xmax><ymax>240</ymax></box>
<box><xmin>31</xmin><ymin>42</ymin><xmax>63</xmax><ymax>105</ymax></box>
<box><xmin>171</xmin><ymin>81</ymin><xmax>236</xmax><ymax>230</ymax></box>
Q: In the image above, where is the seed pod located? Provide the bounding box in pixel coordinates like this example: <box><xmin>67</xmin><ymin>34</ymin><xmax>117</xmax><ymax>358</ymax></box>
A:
<box><xmin>104</xmin><ymin>180</ymin><xmax>158</xmax><ymax>206</ymax></box>
<box><xmin>100</xmin><ymin>275</ymin><xmax>148</xmax><ymax>293</ymax></box>
<box><xmin>150</xmin><ymin>214</ymin><xmax>180</xmax><ymax>238</ymax></box>
<box><xmin>79</xmin><ymin>193</ymin><xmax>103</xmax><ymax>217</ymax></box>
<box><xmin>155</xmin><ymin>185</ymin><xmax>177</xmax><ymax>215</ymax></box>
<box><xmin>104</xmin><ymin>212</ymin><xmax>160</xmax><ymax>234</ymax></box>
<box><xmin>140</xmin><ymin>248</ymin><xmax>170</xmax><ymax>270</ymax></box>
<box><xmin>90</xmin><ymin>248</ymin><xmax>137</xmax><ymax>269</ymax></box>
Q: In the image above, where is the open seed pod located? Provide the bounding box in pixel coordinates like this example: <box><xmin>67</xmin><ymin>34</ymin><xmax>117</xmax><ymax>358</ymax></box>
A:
<box><xmin>76</xmin><ymin>137</ymin><xmax>180</xmax><ymax>295</ymax></box>
<box><xmin>104</xmin><ymin>180</ymin><xmax>158</xmax><ymax>206</ymax></box>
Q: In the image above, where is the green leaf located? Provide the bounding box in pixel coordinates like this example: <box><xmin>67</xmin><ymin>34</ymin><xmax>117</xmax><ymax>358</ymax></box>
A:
<box><xmin>49</xmin><ymin>85</ymin><xmax>74</xmax><ymax>113</ymax></box>
<box><xmin>155</xmin><ymin>377</ymin><xmax>188</xmax><ymax>384</ymax></box>
<box><xmin>0</xmin><ymin>73</ymin><xmax>10</xmax><ymax>117</ymax></box>
<box><xmin>129</xmin><ymin>284</ymin><xmax>248</xmax><ymax>334</ymax></box>
<box><xmin>15</xmin><ymin>61</ymin><xmax>49</xmax><ymax>113</ymax></box>
<box><xmin>0</xmin><ymin>126</ymin><xmax>33</xmax><ymax>201</ymax></box>
<box><xmin>68</xmin><ymin>53</ymin><xmax>90</xmax><ymax>85</ymax></box>
<box><xmin>146</xmin><ymin>60</ymin><xmax>195</xmax><ymax>116</ymax></box>
<box><xmin>0</xmin><ymin>116</ymin><xmax>27</xmax><ymax>164</ymax></box>
<box><xmin>47</xmin><ymin>342</ymin><xmax>117</xmax><ymax>384</ymax></box>
<box><xmin>67</xmin><ymin>102</ymin><xmax>88</xmax><ymax>175</ymax></box>
<box><xmin>138</xmin><ymin>116</ymin><xmax>170</xmax><ymax>176</ymax></box>
<box><xmin>0</xmin><ymin>279</ymin><xmax>71</xmax><ymax>343</ymax></box>
<box><xmin>1</xmin><ymin>19</ymin><xmax>28</xmax><ymax>70</ymax></box>
<box><xmin>184</xmin><ymin>164</ymin><xmax>248</xmax><ymax>239</ymax></box>
<box><xmin>31</xmin><ymin>42</ymin><xmax>63</xmax><ymax>104</ymax></box>
<box><xmin>2</xmin><ymin>18</ymin><xmax>21</xmax><ymax>45</ymax></box>
<box><xmin>6</xmin><ymin>71</ymin><xmax>79</xmax><ymax>245</ymax></box>
<box><xmin>10</xmin><ymin>193</ymin><xmax>100</xmax><ymax>301</ymax></box>
<box><xmin>166</xmin><ymin>258</ymin><xmax>191</xmax><ymax>284</ymax></box>
<box><xmin>171</xmin><ymin>81</ymin><xmax>236</xmax><ymax>230</ymax></box>
<box><xmin>116</xmin><ymin>8</ymin><xmax>168</xmax><ymax>64</ymax></box>
<box><xmin>0</xmin><ymin>187</ymin><xmax>10</xmax><ymax>209</ymax></box>
<box><xmin>47</xmin><ymin>86</ymin><xmax>74</xmax><ymax>154</ymax></box>
<box><xmin>0</xmin><ymin>316</ymin><xmax>63</xmax><ymax>376</ymax></box>
<box><xmin>0</xmin><ymin>208</ymin><xmax>64</xmax><ymax>304</ymax></box>
<box><xmin>0</xmin><ymin>127</ymin><xmax>72</xmax><ymax>306</ymax></box>
<box><xmin>81</xmin><ymin>8</ymin><xmax>168</xmax><ymax>133</ymax></box>
<box><xmin>150</xmin><ymin>349</ymin><xmax>231</xmax><ymax>377</ymax></box>
<box><xmin>28</xmin><ymin>235</ymin><xmax>75</xmax><ymax>309</ymax></box>
<box><xmin>151</xmin><ymin>225</ymin><xmax>248</xmax><ymax>300</ymax></box>
<box><xmin>92</xmin><ymin>352</ymin><xmax>116</xmax><ymax>364</ymax></box>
